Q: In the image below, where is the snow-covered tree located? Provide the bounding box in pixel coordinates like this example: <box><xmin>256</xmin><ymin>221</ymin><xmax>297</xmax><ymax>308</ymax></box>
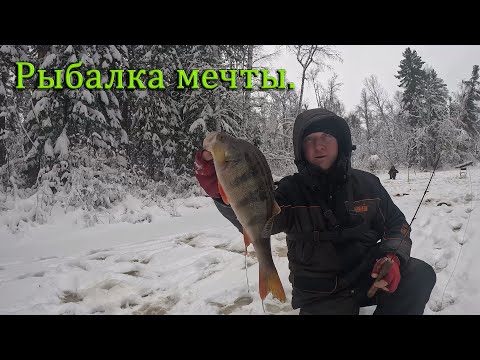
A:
<box><xmin>412</xmin><ymin>66</ymin><xmax>449</xmax><ymax>168</ymax></box>
<box><xmin>458</xmin><ymin>65</ymin><xmax>480</xmax><ymax>138</ymax></box>
<box><xmin>0</xmin><ymin>45</ymin><xmax>32</xmax><ymax>189</ymax></box>
<box><xmin>395</xmin><ymin>47</ymin><xmax>426</xmax><ymax>127</ymax></box>
<box><xmin>287</xmin><ymin>45</ymin><xmax>342</xmax><ymax>115</ymax></box>
<box><xmin>22</xmin><ymin>45</ymin><xmax>129</xmax><ymax>187</ymax></box>
<box><xmin>310</xmin><ymin>71</ymin><xmax>345</xmax><ymax>117</ymax></box>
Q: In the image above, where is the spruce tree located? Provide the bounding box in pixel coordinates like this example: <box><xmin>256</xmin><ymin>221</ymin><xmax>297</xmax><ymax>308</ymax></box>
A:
<box><xmin>395</xmin><ymin>47</ymin><xmax>426</xmax><ymax>127</ymax></box>
<box><xmin>460</xmin><ymin>65</ymin><xmax>480</xmax><ymax>136</ymax></box>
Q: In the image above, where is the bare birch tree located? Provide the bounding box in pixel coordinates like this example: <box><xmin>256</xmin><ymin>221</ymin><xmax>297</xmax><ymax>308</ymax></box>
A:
<box><xmin>287</xmin><ymin>45</ymin><xmax>342</xmax><ymax>114</ymax></box>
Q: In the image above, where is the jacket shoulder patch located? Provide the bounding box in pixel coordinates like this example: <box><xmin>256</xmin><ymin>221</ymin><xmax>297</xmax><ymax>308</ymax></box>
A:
<box><xmin>353</xmin><ymin>205</ymin><xmax>368</xmax><ymax>213</ymax></box>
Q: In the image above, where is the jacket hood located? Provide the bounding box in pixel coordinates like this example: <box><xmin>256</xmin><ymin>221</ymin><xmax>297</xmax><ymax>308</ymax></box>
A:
<box><xmin>292</xmin><ymin>108</ymin><xmax>354</xmax><ymax>175</ymax></box>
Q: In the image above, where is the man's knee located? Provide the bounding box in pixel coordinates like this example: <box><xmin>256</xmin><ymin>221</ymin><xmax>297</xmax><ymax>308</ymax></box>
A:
<box><xmin>373</xmin><ymin>258</ymin><xmax>436</xmax><ymax>315</ymax></box>
<box><xmin>405</xmin><ymin>257</ymin><xmax>437</xmax><ymax>294</ymax></box>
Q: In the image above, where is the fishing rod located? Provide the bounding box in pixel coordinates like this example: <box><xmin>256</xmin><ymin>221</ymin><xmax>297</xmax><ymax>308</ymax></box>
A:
<box><xmin>367</xmin><ymin>152</ymin><xmax>441</xmax><ymax>298</ymax></box>
<box><xmin>410</xmin><ymin>153</ymin><xmax>442</xmax><ymax>227</ymax></box>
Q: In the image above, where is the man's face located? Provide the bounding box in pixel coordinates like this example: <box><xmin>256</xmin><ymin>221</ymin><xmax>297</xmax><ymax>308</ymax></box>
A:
<box><xmin>302</xmin><ymin>131</ymin><xmax>338</xmax><ymax>171</ymax></box>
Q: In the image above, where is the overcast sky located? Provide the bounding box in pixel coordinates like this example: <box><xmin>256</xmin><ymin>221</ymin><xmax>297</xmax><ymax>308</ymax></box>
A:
<box><xmin>265</xmin><ymin>45</ymin><xmax>480</xmax><ymax>114</ymax></box>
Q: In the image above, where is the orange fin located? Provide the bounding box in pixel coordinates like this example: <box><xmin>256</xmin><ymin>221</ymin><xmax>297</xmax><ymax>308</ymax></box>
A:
<box><xmin>272</xmin><ymin>201</ymin><xmax>281</xmax><ymax>216</ymax></box>
<box><xmin>218</xmin><ymin>182</ymin><xmax>229</xmax><ymax>205</ymax></box>
<box><xmin>261</xmin><ymin>214</ymin><xmax>276</xmax><ymax>239</ymax></box>
<box><xmin>243</xmin><ymin>229</ymin><xmax>251</xmax><ymax>254</ymax></box>
<box><xmin>260</xmin><ymin>201</ymin><xmax>282</xmax><ymax>239</ymax></box>
<box><xmin>259</xmin><ymin>266</ymin><xmax>287</xmax><ymax>303</ymax></box>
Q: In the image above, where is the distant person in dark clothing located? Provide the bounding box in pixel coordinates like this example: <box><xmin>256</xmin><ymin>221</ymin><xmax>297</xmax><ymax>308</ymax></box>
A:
<box><xmin>389</xmin><ymin>166</ymin><xmax>399</xmax><ymax>180</ymax></box>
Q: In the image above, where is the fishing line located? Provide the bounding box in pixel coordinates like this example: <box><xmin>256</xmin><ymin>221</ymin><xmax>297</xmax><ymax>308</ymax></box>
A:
<box><xmin>244</xmin><ymin>247</ymin><xmax>267</xmax><ymax>314</ymax></box>
<box><xmin>244</xmin><ymin>250</ymin><xmax>250</xmax><ymax>292</ymax></box>
<box><xmin>439</xmin><ymin>164</ymin><xmax>474</xmax><ymax>310</ymax></box>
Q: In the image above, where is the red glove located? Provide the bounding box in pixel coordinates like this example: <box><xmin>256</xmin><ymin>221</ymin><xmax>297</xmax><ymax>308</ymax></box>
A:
<box><xmin>194</xmin><ymin>149</ymin><xmax>220</xmax><ymax>199</ymax></box>
<box><xmin>371</xmin><ymin>253</ymin><xmax>401</xmax><ymax>293</ymax></box>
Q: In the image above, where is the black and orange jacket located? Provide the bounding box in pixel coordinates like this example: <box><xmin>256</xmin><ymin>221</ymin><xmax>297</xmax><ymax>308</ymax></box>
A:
<box><xmin>213</xmin><ymin>167</ymin><xmax>412</xmax><ymax>280</ymax></box>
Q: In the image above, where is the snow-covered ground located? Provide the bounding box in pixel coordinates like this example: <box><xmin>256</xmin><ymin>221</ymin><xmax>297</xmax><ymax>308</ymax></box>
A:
<box><xmin>0</xmin><ymin>165</ymin><xmax>478</xmax><ymax>315</ymax></box>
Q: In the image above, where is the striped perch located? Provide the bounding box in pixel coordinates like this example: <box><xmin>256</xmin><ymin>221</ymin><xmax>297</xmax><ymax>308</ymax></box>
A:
<box><xmin>203</xmin><ymin>131</ymin><xmax>286</xmax><ymax>303</ymax></box>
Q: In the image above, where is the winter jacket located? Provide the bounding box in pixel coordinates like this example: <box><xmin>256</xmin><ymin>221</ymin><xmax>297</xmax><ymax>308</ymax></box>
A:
<box><xmin>212</xmin><ymin>109</ymin><xmax>412</xmax><ymax>309</ymax></box>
